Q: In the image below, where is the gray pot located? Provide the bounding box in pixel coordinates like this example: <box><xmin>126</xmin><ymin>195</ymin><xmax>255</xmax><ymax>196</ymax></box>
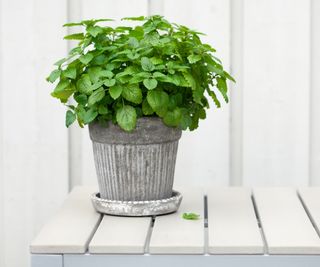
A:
<box><xmin>89</xmin><ymin>117</ymin><xmax>182</xmax><ymax>201</ymax></box>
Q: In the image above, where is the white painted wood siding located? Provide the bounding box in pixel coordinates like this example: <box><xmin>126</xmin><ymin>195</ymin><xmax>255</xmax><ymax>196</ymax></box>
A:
<box><xmin>0</xmin><ymin>0</ymin><xmax>320</xmax><ymax>266</ymax></box>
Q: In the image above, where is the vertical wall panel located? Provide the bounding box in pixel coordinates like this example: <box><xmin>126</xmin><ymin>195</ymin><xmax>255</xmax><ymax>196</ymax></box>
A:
<box><xmin>229</xmin><ymin>0</ymin><xmax>244</xmax><ymax>185</ymax></box>
<box><xmin>242</xmin><ymin>0</ymin><xmax>310</xmax><ymax>185</ymax></box>
<box><xmin>162</xmin><ymin>0</ymin><xmax>231</xmax><ymax>187</ymax></box>
<box><xmin>310</xmin><ymin>0</ymin><xmax>320</xmax><ymax>185</ymax></box>
<box><xmin>0</xmin><ymin>1</ymin><xmax>69</xmax><ymax>267</ymax></box>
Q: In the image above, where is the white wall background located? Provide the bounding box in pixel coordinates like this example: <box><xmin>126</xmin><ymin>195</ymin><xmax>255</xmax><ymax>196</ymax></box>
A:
<box><xmin>0</xmin><ymin>0</ymin><xmax>320</xmax><ymax>266</ymax></box>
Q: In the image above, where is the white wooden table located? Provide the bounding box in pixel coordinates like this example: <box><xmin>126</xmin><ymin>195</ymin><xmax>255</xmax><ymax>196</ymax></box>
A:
<box><xmin>30</xmin><ymin>187</ymin><xmax>320</xmax><ymax>267</ymax></box>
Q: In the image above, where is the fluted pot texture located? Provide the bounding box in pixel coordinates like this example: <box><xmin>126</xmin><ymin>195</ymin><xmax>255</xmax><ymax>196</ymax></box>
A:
<box><xmin>89</xmin><ymin>117</ymin><xmax>182</xmax><ymax>201</ymax></box>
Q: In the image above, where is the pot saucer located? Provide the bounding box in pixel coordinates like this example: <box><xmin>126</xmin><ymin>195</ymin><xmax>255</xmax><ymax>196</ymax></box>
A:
<box><xmin>91</xmin><ymin>190</ymin><xmax>183</xmax><ymax>217</ymax></box>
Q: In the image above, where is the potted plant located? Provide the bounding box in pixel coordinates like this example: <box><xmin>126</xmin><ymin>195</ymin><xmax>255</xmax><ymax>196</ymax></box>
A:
<box><xmin>47</xmin><ymin>15</ymin><xmax>234</xmax><ymax>215</ymax></box>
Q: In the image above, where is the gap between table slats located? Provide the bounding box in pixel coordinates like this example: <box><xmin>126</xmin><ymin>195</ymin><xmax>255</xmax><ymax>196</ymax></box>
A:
<box><xmin>206</xmin><ymin>188</ymin><xmax>264</xmax><ymax>254</ymax></box>
<box><xmin>30</xmin><ymin>186</ymin><xmax>101</xmax><ymax>254</ymax></box>
<box><xmin>298</xmin><ymin>188</ymin><xmax>320</xmax><ymax>238</ymax></box>
<box><xmin>148</xmin><ymin>188</ymin><xmax>205</xmax><ymax>254</ymax></box>
<box><xmin>253</xmin><ymin>188</ymin><xmax>320</xmax><ymax>254</ymax></box>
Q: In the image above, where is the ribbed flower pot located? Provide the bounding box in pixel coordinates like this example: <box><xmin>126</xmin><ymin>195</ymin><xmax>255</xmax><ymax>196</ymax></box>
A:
<box><xmin>89</xmin><ymin>117</ymin><xmax>182</xmax><ymax>202</ymax></box>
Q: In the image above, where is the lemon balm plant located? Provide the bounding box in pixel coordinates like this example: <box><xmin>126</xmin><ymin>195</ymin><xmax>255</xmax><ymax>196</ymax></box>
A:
<box><xmin>47</xmin><ymin>15</ymin><xmax>234</xmax><ymax>132</ymax></box>
<box><xmin>47</xmin><ymin>16</ymin><xmax>234</xmax><ymax>214</ymax></box>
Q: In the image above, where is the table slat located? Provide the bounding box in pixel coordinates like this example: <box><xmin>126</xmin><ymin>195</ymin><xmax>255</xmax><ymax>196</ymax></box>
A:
<box><xmin>149</xmin><ymin>189</ymin><xmax>204</xmax><ymax>254</ymax></box>
<box><xmin>89</xmin><ymin>216</ymin><xmax>151</xmax><ymax>254</ymax></box>
<box><xmin>298</xmin><ymin>188</ymin><xmax>320</xmax><ymax>235</ymax></box>
<box><xmin>30</xmin><ymin>186</ymin><xmax>100</xmax><ymax>254</ymax></box>
<box><xmin>207</xmin><ymin>188</ymin><xmax>264</xmax><ymax>254</ymax></box>
<box><xmin>253</xmin><ymin>188</ymin><xmax>320</xmax><ymax>254</ymax></box>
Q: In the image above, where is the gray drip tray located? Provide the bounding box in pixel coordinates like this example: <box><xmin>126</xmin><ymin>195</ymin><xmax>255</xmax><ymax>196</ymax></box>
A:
<box><xmin>91</xmin><ymin>190</ymin><xmax>183</xmax><ymax>216</ymax></box>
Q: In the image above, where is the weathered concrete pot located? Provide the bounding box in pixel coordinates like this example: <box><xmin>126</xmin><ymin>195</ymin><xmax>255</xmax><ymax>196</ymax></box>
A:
<box><xmin>89</xmin><ymin>117</ymin><xmax>182</xmax><ymax>201</ymax></box>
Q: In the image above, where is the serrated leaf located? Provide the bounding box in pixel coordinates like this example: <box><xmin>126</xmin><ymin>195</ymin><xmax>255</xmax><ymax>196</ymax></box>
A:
<box><xmin>66</xmin><ymin>110</ymin><xmax>76</xmax><ymax>127</ymax></box>
<box><xmin>103</xmin><ymin>79</ymin><xmax>116</xmax><ymax>87</ymax></box>
<box><xmin>63</xmin><ymin>22</ymin><xmax>83</xmax><ymax>27</ymax></box>
<box><xmin>122</xmin><ymin>16</ymin><xmax>146</xmax><ymax>21</ymax></box>
<box><xmin>116</xmin><ymin>105</ymin><xmax>137</xmax><ymax>131</ymax></box>
<box><xmin>109</xmin><ymin>85</ymin><xmax>123</xmax><ymax>99</ymax></box>
<box><xmin>207</xmin><ymin>89</ymin><xmax>221</xmax><ymax>108</ymax></box>
<box><xmin>122</xmin><ymin>84</ymin><xmax>142</xmax><ymax>104</ymax></box>
<box><xmin>182</xmin><ymin>72</ymin><xmax>196</xmax><ymax>90</ymax></box>
<box><xmin>187</xmin><ymin>54</ymin><xmax>201</xmax><ymax>64</ymax></box>
<box><xmin>224</xmin><ymin>71</ymin><xmax>236</xmax><ymax>82</ymax></box>
<box><xmin>147</xmin><ymin>90</ymin><xmax>169</xmax><ymax>117</ymax></box>
<box><xmin>152</xmin><ymin>72</ymin><xmax>166</xmax><ymax>78</ymax></box>
<box><xmin>141</xmin><ymin>57</ymin><xmax>155</xmax><ymax>72</ymax></box>
<box><xmin>82</xmin><ymin>108</ymin><xmax>98</xmax><ymax>124</ymax></box>
<box><xmin>51</xmin><ymin>81</ymin><xmax>74</xmax><ymax>103</ymax></box>
<box><xmin>64</xmin><ymin>33</ymin><xmax>84</xmax><ymax>40</ymax></box>
<box><xmin>100</xmin><ymin>70</ymin><xmax>114</xmax><ymax>79</ymax></box>
<box><xmin>163</xmin><ymin>108</ymin><xmax>182</xmax><ymax>127</ymax></box>
<box><xmin>87</xmin><ymin>25</ymin><xmax>103</xmax><ymax>37</ymax></box>
<box><xmin>128</xmin><ymin>37</ymin><xmax>139</xmax><ymax>48</ymax></box>
<box><xmin>63</xmin><ymin>66</ymin><xmax>77</xmax><ymax>79</ymax></box>
<box><xmin>88</xmin><ymin>87</ymin><xmax>105</xmax><ymax>106</ymax></box>
<box><xmin>76</xmin><ymin>74</ymin><xmax>92</xmax><ymax>94</ymax></box>
<box><xmin>79</xmin><ymin>53</ymin><xmax>94</xmax><ymax>65</ymax></box>
<box><xmin>74</xmin><ymin>94</ymin><xmax>87</xmax><ymax>105</ymax></box>
<box><xmin>46</xmin><ymin>69</ymin><xmax>61</xmax><ymax>83</ymax></box>
<box><xmin>216</xmin><ymin>77</ymin><xmax>229</xmax><ymax>103</ymax></box>
<box><xmin>143</xmin><ymin>78</ymin><xmax>158</xmax><ymax>90</ymax></box>
<box><xmin>88</xmin><ymin>67</ymin><xmax>102</xmax><ymax>83</ymax></box>
<box><xmin>98</xmin><ymin>105</ymin><xmax>108</xmax><ymax>115</ymax></box>
<box><xmin>142</xmin><ymin>99</ymin><xmax>153</xmax><ymax>115</ymax></box>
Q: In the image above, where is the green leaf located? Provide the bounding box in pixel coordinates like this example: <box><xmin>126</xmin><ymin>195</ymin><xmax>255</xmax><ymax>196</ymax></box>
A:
<box><xmin>109</xmin><ymin>85</ymin><xmax>123</xmax><ymax>99</ymax></box>
<box><xmin>122</xmin><ymin>16</ymin><xmax>145</xmax><ymax>21</ymax></box>
<box><xmin>187</xmin><ymin>54</ymin><xmax>201</xmax><ymax>64</ymax></box>
<box><xmin>66</xmin><ymin>110</ymin><xmax>76</xmax><ymax>127</ymax></box>
<box><xmin>98</xmin><ymin>105</ymin><xmax>108</xmax><ymax>115</ymax></box>
<box><xmin>54</xmin><ymin>58</ymin><xmax>68</xmax><ymax>67</ymax></box>
<box><xmin>207</xmin><ymin>89</ymin><xmax>221</xmax><ymax>108</ymax></box>
<box><xmin>182</xmin><ymin>213</ymin><xmax>200</xmax><ymax>220</ymax></box>
<box><xmin>143</xmin><ymin>78</ymin><xmax>158</xmax><ymax>90</ymax></box>
<box><xmin>216</xmin><ymin>77</ymin><xmax>229</xmax><ymax>103</ymax></box>
<box><xmin>76</xmin><ymin>74</ymin><xmax>92</xmax><ymax>94</ymax></box>
<box><xmin>79</xmin><ymin>53</ymin><xmax>94</xmax><ymax>65</ymax></box>
<box><xmin>87</xmin><ymin>25</ymin><xmax>103</xmax><ymax>37</ymax></box>
<box><xmin>103</xmin><ymin>79</ymin><xmax>116</xmax><ymax>87</ymax></box>
<box><xmin>88</xmin><ymin>87</ymin><xmax>105</xmax><ymax>106</ymax></box>
<box><xmin>100</xmin><ymin>70</ymin><xmax>114</xmax><ymax>79</ymax></box>
<box><xmin>223</xmin><ymin>71</ymin><xmax>236</xmax><ymax>82</ymax></box>
<box><xmin>122</xmin><ymin>84</ymin><xmax>142</xmax><ymax>104</ymax></box>
<box><xmin>64</xmin><ymin>33</ymin><xmax>84</xmax><ymax>40</ymax></box>
<box><xmin>128</xmin><ymin>37</ymin><xmax>139</xmax><ymax>48</ymax></box>
<box><xmin>74</xmin><ymin>94</ymin><xmax>87</xmax><ymax>105</ymax></box>
<box><xmin>82</xmin><ymin>108</ymin><xmax>98</xmax><ymax>124</ymax></box>
<box><xmin>51</xmin><ymin>80</ymin><xmax>74</xmax><ymax>103</ymax></box>
<box><xmin>163</xmin><ymin>108</ymin><xmax>182</xmax><ymax>127</ymax></box>
<box><xmin>147</xmin><ymin>90</ymin><xmax>169</xmax><ymax>117</ymax></box>
<box><xmin>63</xmin><ymin>66</ymin><xmax>77</xmax><ymax>79</ymax></box>
<box><xmin>142</xmin><ymin>99</ymin><xmax>154</xmax><ymax>115</ymax></box>
<box><xmin>63</xmin><ymin>22</ymin><xmax>83</xmax><ymax>27</ymax></box>
<box><xmin>179</xmin><ymin>109</ymin><xmax>192</xmax><ymax>130</ymax></box>
<box><xmin>141</xmin><ymin>57</ymin><xmax>155</xmax><ymax>72</ymax></box>
<box><xmin>88</xmin><ymin>67</ymin><xmax>102</xmax><ymax>83</ymax></box>
<box><xmin>182</xmin><ymin>72</ymin><xmax>196</xmax><ymax>90</ymax></box>
<box><xmin>116</xmin><ymin>105</ymin><xmax>137</xmax><ymax>131</ymax></box>
<box><xmin>46</xmin><ymin>69</ymin><xmax>61</xmax><ymax>83</ymax></box>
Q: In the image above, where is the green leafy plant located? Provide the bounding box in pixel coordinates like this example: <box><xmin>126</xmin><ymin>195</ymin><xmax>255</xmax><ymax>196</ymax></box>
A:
<box><xmin>182</xmin><ymin>213</ymin><xmax>200</xmax><ymax>220</ymax></box>
<box><xmin>47</xmin><ymin>15</ymin><xmax>235</xmax><ymax>131</ymax></box>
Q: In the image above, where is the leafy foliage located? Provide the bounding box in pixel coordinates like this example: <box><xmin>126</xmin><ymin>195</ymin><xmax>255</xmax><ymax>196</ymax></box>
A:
<box><xmin>182</xmin><ymin>213</ymin><xmax>200</xmax><ymax>220</ymax></box>
<box><xmin>47</xmin><ymin>15</ymin><xmax>235</xmax><ymax>131</ymax></box>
